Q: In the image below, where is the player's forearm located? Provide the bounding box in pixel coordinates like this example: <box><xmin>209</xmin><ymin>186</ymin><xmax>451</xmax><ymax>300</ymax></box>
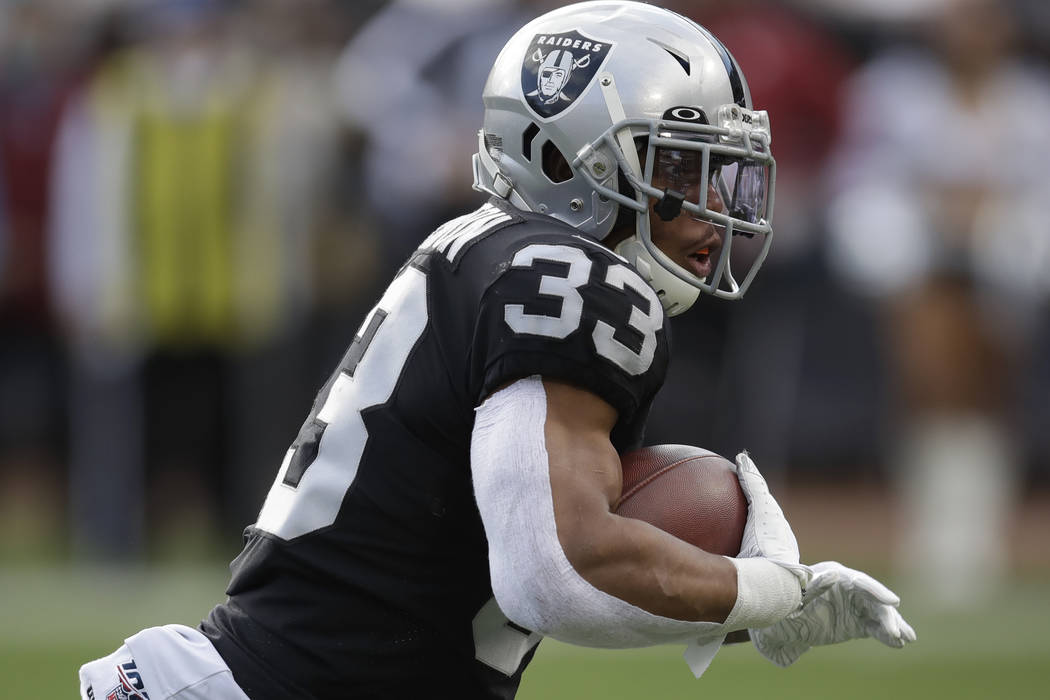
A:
<box><xmin>541</xmin><ymin>380</ymin><xmax>737</xmax><ymax>623</ymax></box>
<box><xmin>555</xmin><ymin>508</ymin><xmax>739</xmax><ymax>623</ymax></box>
<box><xmin>474</xmin><ymin>377</ymin><xmax>734</xmax><ymax>647</ymax></box>
<box><xmin>476</xmin><ymin>378</ymin><xmax>800</xmax><ymax>648</ymax></box>
<box><xmin>540</xmin><ymin>383</ymin><xmax>733</xmax><ymax>623</ymax></box>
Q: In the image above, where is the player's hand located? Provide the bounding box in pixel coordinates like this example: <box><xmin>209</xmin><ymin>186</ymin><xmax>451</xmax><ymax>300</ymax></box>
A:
<box><xmin>733</xmin><ymin>452</ymin><xmax>809</xmax><ymax>582</ymax></box>
<box><xmin>750</xmin><ymin>561</ymin><xmax>917</xmax><ymax>667</ymax></box>
<box><xmin>683</xmin><ymin>453</ymin><xmax>814</xmax><ymax>680</ymax></box>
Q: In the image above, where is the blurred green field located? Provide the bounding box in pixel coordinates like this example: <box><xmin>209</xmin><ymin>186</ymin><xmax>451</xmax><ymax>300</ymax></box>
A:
<box><xmin>3</xmin><ymin>567</ymin><xmax>1048</xmax><ymax>699</ymax></box>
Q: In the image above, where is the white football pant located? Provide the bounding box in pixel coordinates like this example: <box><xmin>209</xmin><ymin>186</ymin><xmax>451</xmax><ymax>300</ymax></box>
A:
<box><xmin>79</xmin><ymin>624</ymin><xmax>249</xmax><ymax>700</ymax></box>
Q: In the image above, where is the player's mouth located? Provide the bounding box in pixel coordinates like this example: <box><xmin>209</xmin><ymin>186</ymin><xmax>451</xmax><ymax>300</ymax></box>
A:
<box><xmin>685</xmin><ymin>244</ymin><xmax>719</xmax><ymax>280</ymax></box>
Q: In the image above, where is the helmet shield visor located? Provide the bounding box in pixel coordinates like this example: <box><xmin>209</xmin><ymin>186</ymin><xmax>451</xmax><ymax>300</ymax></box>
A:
<box><xmin>649</xmin><ymin>129</ymin><xmax>772</xmax><ymax>233</ymax></box>
<box><xmin>716</xmin><ymin>158</ymin><xmax>771</xmax><ymax>226</ymax></box>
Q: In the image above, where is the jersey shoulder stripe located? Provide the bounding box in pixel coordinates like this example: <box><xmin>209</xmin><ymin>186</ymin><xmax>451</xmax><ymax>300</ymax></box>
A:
<box><xmin>418</xmin><ymin>202</ymin><xmax>517</xmax><ymax>267</ymax></box>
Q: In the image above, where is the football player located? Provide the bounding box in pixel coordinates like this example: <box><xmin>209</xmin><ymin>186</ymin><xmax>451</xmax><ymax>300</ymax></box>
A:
<box><xmin>79</xmin><ymin>3</ymin><xmax>914</xmax><ymax>699</ymax></box>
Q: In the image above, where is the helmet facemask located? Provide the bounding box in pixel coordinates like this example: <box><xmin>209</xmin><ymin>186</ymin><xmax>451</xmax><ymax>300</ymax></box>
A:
<box><xmin>575</xmin><ymin>104</ymin><xmax>775</xmax><ymax>312</ymax></box>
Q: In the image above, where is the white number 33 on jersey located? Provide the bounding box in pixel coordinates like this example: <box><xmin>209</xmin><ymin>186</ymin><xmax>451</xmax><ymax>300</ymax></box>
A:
<box><xmin>503</xmin><ymin>243</ymin><xmax>662</xmax><ymax>376</ymax></box>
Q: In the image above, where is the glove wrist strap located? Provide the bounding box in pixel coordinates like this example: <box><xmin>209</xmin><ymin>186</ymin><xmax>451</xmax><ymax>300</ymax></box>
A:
<box><xmin>722</xmin><ymin>557</ymin><xmax>804</xmax><ymax>632</ymax></box>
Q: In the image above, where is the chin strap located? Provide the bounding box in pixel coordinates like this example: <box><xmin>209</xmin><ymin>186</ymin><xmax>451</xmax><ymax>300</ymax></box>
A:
<box><xmin>614</xmin><ymin>235</ymin><xmax>700</xmax><ymax>317</ymax></box>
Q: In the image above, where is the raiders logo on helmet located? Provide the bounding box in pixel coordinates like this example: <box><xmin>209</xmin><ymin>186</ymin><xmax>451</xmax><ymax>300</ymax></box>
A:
<box><xmin>521</xmin><ymin>29</ymin><xmax>613</xmax><ymax>120</ymax></box>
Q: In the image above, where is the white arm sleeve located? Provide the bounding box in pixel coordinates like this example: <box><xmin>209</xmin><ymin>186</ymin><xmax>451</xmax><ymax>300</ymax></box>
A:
<box><xmin>471</xmin><ymin>375</ymin><xmax>726</xmax><ymax>648</ymax></box>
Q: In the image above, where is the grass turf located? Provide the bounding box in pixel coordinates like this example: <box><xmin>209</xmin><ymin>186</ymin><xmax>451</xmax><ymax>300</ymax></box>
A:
<box><xmin>5</xmin><ymin>568</ymin><xmax>1047</xmax><ymax>699</ymax></box>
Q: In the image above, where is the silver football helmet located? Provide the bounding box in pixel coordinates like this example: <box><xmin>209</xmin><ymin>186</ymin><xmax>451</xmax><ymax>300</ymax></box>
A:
<box><xmin>473</xmin><ymin>1</ymin><xmax>775</xmax><ymax>315</ymax></box>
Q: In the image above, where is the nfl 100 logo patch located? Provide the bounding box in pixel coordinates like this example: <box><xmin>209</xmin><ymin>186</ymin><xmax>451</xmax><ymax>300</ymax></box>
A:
<box><xmin>106</xmin><ymin>661</ymin><xmax>150</xmax><ymax>700</ymax></box>
<box><xmin>520</xmin><ymin>29</ymin><xmax>613</xmax><ymax>120</ymax></box>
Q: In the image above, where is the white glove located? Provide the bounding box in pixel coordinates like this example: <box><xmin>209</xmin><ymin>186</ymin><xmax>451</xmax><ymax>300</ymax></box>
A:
<box><xmin>751</xmin><ymin>561</ymin><xmax>917</xmax><ymax>667</ymax></box>
<box><xmin>733</xmin><ymin>452</ymin><xmax>810</xmax><ymax>583</ymax></box>
<box><xmin>683</xmin><ymin>452</ymin><xmax>810</xmax><ymax>678</ymax></box>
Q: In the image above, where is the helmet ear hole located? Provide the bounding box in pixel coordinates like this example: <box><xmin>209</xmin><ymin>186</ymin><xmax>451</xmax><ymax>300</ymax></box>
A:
<box><xmin>522</xmin><ymin>123</ymin><xmax>541</xmax><ymax>162</ymax></box>
<box><xmin>541</xmin><ymin>140</ymin><xmax>573</xmax><ymax>183</ymax></box>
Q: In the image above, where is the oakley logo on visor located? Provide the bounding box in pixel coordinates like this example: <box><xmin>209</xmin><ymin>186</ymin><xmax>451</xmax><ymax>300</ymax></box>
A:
<box><xmin>662</xmin><ymin>106</ymin><xmax>708</xmax><ymax>124</ymax></box>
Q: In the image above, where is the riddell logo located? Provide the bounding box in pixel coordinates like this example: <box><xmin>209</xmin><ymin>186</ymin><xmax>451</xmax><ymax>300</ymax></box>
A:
<box><xmin>521</xmin><ymin>29</ymin><xmax>613</xmax><ymax>120</ymax></box>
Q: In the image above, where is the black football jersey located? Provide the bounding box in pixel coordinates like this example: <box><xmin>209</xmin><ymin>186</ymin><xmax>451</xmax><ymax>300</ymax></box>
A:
<box><xmin>201</xmin><ymin>198</ymin><xmax>671</xmax><ymax>699</ymax></box>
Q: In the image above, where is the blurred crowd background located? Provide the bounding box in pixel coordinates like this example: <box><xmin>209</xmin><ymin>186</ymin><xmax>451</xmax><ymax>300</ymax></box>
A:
<box><xmin>1</xmin><ymin>0</ymin><xmax>1048</xmax><ymax>611</ymax></box>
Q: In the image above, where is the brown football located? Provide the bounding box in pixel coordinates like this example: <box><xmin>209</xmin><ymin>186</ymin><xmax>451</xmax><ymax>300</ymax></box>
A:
<box><xmin>614</xmin><ymin>444</ymin><xmax>747</xmax><ymax>557</ymax></box>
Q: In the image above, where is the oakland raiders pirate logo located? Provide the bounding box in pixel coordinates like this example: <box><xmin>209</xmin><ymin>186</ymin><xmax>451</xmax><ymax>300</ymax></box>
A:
<box><xmin>521</xmin><ymin>29</ymin><xmax>613</xmax><ymax>119</ymax></box>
